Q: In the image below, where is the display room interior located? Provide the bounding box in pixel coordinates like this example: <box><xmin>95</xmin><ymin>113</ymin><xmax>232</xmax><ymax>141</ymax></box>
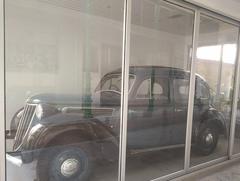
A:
<box><xmin>3</xmin><ymin>0</ymin><xmax>240</xmax><ymax>181</ymax></box>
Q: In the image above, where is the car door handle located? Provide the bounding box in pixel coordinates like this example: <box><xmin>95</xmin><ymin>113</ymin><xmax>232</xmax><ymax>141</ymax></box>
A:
<box><xmin>175</xmin><ymin>108</ymin><xmax>183</xmax><ymax>112</ymax></box>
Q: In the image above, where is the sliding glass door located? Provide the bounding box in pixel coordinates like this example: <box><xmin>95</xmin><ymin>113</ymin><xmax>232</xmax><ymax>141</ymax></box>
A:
<box><xmin>190</xmin><ymin>14</ymin><xmax>239</xmax><ymax>166</ymax></box>
<box><xmin>125</xmin><ymin>1</ymin><xmax>194</xmax><ymax>180</ymax></box>
<box><xmin>5</xmin><ymin>0</ymin><xmax>124</xmax><ymax>180</ymax></box>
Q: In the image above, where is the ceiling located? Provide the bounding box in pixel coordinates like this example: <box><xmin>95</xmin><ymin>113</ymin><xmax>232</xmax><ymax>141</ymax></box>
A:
<box><xmin>38</xmin><ymin>0</ymin><xmax>236</xmax><ymax>36</ymax></box>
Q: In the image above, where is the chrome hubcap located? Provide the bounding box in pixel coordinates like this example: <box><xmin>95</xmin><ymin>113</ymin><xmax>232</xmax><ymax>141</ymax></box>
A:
<box><xmin>60</xmin><ymin>158</ymin><xmax>80</xmax><ymax>178</ymax></box>
<box><xmin>205</xmin><ymin>133</ymin><xmax>214</xmax><ymax>145</ymax></box>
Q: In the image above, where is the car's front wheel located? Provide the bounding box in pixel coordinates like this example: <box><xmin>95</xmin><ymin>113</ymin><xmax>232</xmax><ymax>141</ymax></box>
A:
<box><xmin>196</xmin><ymin>124</ymin><xmax>219</xmax><ymax>155</ymax></box>
<box><xmin>37</xmin><ymin>146</ymin><xmax>92</xmax><ymax>181</ymax></box>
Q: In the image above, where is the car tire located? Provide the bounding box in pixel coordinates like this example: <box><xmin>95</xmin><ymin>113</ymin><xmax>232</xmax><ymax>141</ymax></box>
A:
<box><xmin>37</xmin><ymin>146</ymin><xmax>93</xmax><ymax>181</ymax></box>
<box><xmin>196</xmin><ymin>124</ymin><xmax>219</xmax><ymax>155</ymax></box>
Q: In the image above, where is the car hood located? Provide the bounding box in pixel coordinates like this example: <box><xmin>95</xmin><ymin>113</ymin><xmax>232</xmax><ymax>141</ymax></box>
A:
<box><xmin>26</xmin><ymin>92</ymin><xmax>120</xmax><ymax>106</ymax></box>
<box><xmin>27</xmin><ymin>93</ymin><xmax>98</xmax><ymax>105</ymax></box>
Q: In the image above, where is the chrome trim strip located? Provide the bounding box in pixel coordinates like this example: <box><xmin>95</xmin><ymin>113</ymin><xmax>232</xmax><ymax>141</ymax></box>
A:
<box><xmin>6</xmin><ymin>154</ymin><xmax>22</xmax><ymax>167</ymax></box>
<box><xmin>130</xmin><ymin>144</ymin><xmax>185</xmax><ymax>155</ymax></box>
<box><xmin>184</xmin><ymin>10</ymin><xmax>200</xmax><ymax>170</ymax></box>
<box><xmin>96</xmin><ymin>90</ymin><xmax>121</xmax><ymax>95</ymax></box>
<box><xmin>118</xmin><ymin>0</ymin><xmax>131</xmax><ymax>180</ymax></box>
<box><xmin>229</xmin><ymin>29</ymin><xmax>240</xmax><ymax>157</ymax></box>
<box><xmin>14</xmin><ymin>104</ymin><xmax>37</xmax><ymax>150</ymax></box>
<box><xmin>61</xmin><ymin>107</ymin><xmax>114</xmax><ymax>112</ymax></box>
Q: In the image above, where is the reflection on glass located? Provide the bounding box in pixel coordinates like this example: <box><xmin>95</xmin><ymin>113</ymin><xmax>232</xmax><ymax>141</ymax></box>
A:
<box><xmin>234</xmin><ymin>90</ymin><xmax>240</xmax><ymax>154</ymax></box>
<box><xmin>5</xmin><ymin>0</ymin><xmax>124</xmax><ymax>181</ymax></box>
<box><xmin>126</xmin><ymin>0</ymin><xmax>194</xmax><ymax>180</ymax></box>
<box><xmin>197</xmin><ymin>44</ymin><xmax>237</xmax><ymax>63</ymax></box>
<box><xmin>191</xmin><ymin>15</ymin><xmax>238</xmax><ymax>166</ymax></box>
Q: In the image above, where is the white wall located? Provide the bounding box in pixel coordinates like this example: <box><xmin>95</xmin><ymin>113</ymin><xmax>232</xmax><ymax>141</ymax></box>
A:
<box><xmin>5</xmin><ymin>0</ymin><xmax>190</xmax><ymax>130</ymax></box>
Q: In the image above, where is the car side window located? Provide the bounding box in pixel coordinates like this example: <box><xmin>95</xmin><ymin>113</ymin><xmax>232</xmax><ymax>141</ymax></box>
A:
<box><xmin>136</xmin><ymin>78</ymin><xmax>169</xmax><ymax>103</ymax></box>
<box><xmin>136</xmin><ymin>79</ymin><xmax>151</xmax><ymax>99</ymax></box>
<box><xmin>152</xmin><ymin>79</ymin><xmax>169</xmax><ymax>103</ymax></box>
<box><xmin>96</xmin><ymin>74</ymin><xmax>135</xmax><ymax>93</ymax></box>
<box><xmin>152</xmin><ymin>83</ymin><xmax>163</xmax><ymax>98</ymax></box>
<box><xmin>196</xmin><ymin>81</ymin><xmax>210</xmax><ymax>99</ymax></box>
<box><xmin>173</xmin><ymin>78</ymin><xmax>189</xmax><ymax>104</ymax></box>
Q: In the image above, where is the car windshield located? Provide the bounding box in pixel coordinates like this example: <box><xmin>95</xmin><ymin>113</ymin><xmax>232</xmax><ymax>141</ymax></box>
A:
<box><xmin>95</xmin><ymin>74</ymin><xmax>135</xmax><ymax>93</ymax></box>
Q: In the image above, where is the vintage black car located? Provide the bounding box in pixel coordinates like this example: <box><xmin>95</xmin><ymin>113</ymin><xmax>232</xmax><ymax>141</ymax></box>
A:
<box><xmin>9</xmin><ymin>66</ymin><xmax>227</xmax><ymax>181</ymax></box>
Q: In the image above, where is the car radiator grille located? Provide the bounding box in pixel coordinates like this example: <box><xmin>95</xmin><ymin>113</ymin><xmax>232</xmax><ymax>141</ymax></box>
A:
<box><xmin>13</xmin><ymin>104</ymin><xmax>36</xmax><ymax>150</ymax></box>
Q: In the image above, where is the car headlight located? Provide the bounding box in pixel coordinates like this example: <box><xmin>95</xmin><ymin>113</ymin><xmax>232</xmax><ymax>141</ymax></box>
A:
<box><xmin>35</xmin><ymin>105</ymin><xmax>43</xmax><ymax>119</ymax></box>
<box><xmin>35</xmin><ymin>104</ymin><xmax>59</xmax><ymax>120</ymax></box>
<box><xmin>27</xmin><ymin>124</ymin><xmax>45</xmax><ymax>145</ymax></box>
<box><xmin>29</xmin><ymin>123</ymin><xmax>44</xmax><ymax>135</ymax></box>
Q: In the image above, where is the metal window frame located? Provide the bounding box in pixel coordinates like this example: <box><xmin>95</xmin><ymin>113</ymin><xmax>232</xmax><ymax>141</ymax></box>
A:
<box><xmin>151</xmin><ymin>170</ymin><xmax>186</xmax><ymax>181</ymax></box>
<box><xmin>184</xmin><ymin>0</ymin><xmax>240</xmax><ymax>24</ymax></box>
<box><xmin>120</xmin><ymin>1</ymin><xmax>240</xmax><ymax>181</ymax></box>
<box><xmin>162</xmin><ymin>0</ymin><xmax>240</xmax><ymax>167</ymax></box>
<box><xmin>165</xmin><ymin>0</ymin><xmax>240</xmax><ymax>26</ymax></box>
<box><xmin>229</xmin><ymin>28</ymin><xmax>240</xmax><ymax>158</ymax></box>
<box><xmin>0</xmin><ymin>0</ymin><xmax>5</xmax><ymax>181</ymax></box>
<box><xmin>118</xmin><ymin>0</ymin><xmax>240</xmax><ymax>181</ymax></box>
<box><xmin>118</xmin><ymin>0</ymin><xmax>131</xmax><ymax>181</ymax></box>
<box><xmin>199</xmin><ymin>10</ymin><xmax>240</xmax><ymax>27</ymax></box>
<box><xmin>184</xmin><ymin>9</ymin><xmax>200</xmax><ymax>171</ymax></box>
<box><xmin>232</xmin><ymin>152</ymin><xmax>240</xmax><ymax>159</ymax></box>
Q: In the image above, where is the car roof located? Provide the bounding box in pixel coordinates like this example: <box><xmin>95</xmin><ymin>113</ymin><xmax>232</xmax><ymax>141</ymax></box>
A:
<box><xmin>105</xmin><ymin>66</ymin><xmax>190</xmax><ymax>78</ymax></box>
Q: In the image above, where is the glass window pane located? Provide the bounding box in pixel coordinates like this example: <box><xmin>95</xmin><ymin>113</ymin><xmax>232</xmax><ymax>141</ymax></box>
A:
<box><xmin>136</xmin><ymin>79</ymin><xmax>151</xmax><ymax>99</ymax></box>
<box><xmin>5</xmin><ymin>0</ymin><xmax>124</xmax><ymax>180</ymax></box>
<box><xmin>174</xmin><ymin>79</ymin><xmax>189</xmax><ymax>104</ymax></box>
<box><xmin>126</xmin><ymin>0</ymin><xmax>194</xmax><ymax>180</ymax></box>
<box><xmin>191</xmin><ymin>15</ymin><xmax>239</xmax><ymax>166</ymax></box>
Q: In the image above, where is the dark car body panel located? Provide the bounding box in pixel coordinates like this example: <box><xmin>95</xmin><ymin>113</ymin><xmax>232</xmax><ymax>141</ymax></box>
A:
<box><xmin>11</xmin><ymin>66</ymin><xmax>227</xmax><ymax>163</ymax></box>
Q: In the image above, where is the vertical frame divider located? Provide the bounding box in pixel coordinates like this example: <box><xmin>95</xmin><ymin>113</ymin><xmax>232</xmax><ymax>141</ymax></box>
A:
<box><xmin>228</xmin><ymin>28</ymin><xmax>240</xmax><ymax>158</ymax></box>
<box><xmin>0</xmin><ymin>0</ymin><xmax>5</xmax><ymax>180</ymax></box>
<box><xmin>184</xmin><ymin>10</ymin><xmax>200</xmax><ymax>171</ymax></box>
<box><xmin>216</xmin><ymin>45</ymin><xmax>224</xmax><ymax>106</ymax></box>
<box><xmin>118</xmin><ymin>0</ymin><xmax>131</xmax><ymax>181</ymax></box>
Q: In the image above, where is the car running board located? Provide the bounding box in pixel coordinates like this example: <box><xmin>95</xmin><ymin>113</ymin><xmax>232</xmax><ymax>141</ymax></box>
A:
<box><xmin>130</xmin><ymin>144</ymin><xmax>185</xmax><ymax>155</ymax></box>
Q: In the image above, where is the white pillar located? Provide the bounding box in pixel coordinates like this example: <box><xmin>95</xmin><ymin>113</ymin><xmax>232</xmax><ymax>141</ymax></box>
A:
<box><xmin>0</xmin><ymin>0</ymin><xmax>5</xmax><ymax>180</ymax></box>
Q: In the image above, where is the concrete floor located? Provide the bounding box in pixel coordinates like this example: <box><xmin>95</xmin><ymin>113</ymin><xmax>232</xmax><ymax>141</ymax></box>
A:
<box><xmin>178</xmin><ymin>159</ymin><xmax>240</xmax><ymax>181</ymax></box>
<box><xmin>193</xmin><ymin>162</ymin><xmax>240</xmax><ymax>181</ymax></box>
<box><xmin>7</xmin><ymin>136</ymin><xmax>238</xmax><ymax>181</ymax></box>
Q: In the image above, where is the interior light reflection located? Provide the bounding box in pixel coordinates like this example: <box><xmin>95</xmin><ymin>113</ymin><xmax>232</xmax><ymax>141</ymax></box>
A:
<box><xmin>196</xmin><ymin>44</ymin><xmax>237</xmax><ymax>64</ymax></box>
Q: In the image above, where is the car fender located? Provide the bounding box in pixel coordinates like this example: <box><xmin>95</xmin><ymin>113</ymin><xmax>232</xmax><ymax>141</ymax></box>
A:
<box><xmin>196</xmin><ymin>107</ymin><xmax>227</xmax><ymax>137</ymax></box>
<box><xmin>25</xmin><ymin>113</ymin><xmax>117</xmax><ymax>150</ymax></box>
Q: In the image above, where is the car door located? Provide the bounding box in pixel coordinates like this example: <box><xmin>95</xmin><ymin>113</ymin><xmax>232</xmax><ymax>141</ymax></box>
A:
<box><xmin>127</xmin><ymin>76</ymin><xmax>174</xmax><ymax>149</ymax></box>
<box><xmin>171</xmin><ymin>77</ymin><xmax>207</xmax><ymax>145</ymax></box>
<box><xmin>192</xmin><ymin>78</ymin><xmax>210</xmax><ymax>132</ymax></box>
<box><xmin>171</xmin><ymin>77</ymin><xmax>189</xmax><ymax>145</ymax></box>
